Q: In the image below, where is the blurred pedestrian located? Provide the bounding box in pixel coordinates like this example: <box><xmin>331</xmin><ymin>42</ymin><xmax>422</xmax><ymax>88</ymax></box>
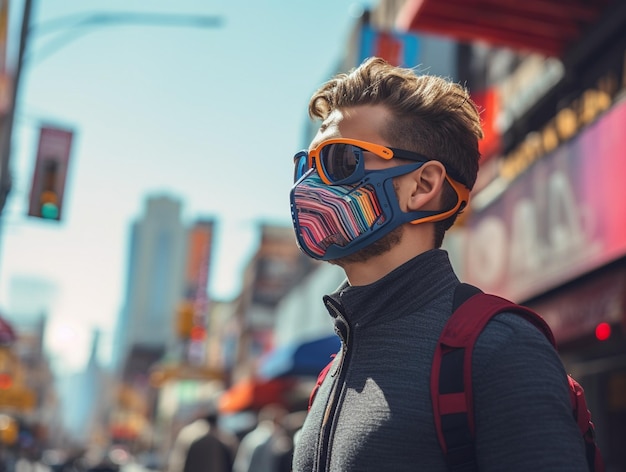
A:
<box><xmin>168</xmin><ymin>402</ymin><xmax>237</xmax><ymax>472</ymax></box>
<box><xmin>275</xmin><ymin>411</ymin><xmax>306</xmax><ymax>472</ymax></box>
<box><xmin>183</xmin><ymin>424</ymin><xmax>236</xmax><ymax>472</ymax></box>
<box><xmin>289</xmin><ymin>56</ymin><xmax>594</xmax><ymax>471</ymax></box>
<box><xmin>232</xmin><ymin>405</ymin><xmax>289</xmax><ymax>472</ymax></box>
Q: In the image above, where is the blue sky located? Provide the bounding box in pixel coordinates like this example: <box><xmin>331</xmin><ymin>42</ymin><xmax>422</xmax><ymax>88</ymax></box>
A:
<box><xmin>0</xmin><ymin>0</ymin><xmax>374</xmax><ymax>372</ymax></box>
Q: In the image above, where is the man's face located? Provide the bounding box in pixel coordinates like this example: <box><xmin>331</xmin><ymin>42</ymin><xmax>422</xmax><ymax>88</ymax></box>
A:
<box><xmin>308</xmin><ymin>105</ymin><xmax>407</xmax><ymax>266</ymax></box>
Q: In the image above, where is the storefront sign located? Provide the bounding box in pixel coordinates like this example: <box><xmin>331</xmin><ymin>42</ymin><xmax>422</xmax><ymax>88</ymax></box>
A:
<box><xmin>499</xmin><ymin>84</ymin><xmax>615</xmax><ymax>182</ymax></box>
<box><xmin>461</xmin><ymin>99</ymin><xmax>626</xmax><ymax>302</ymax></box>
<box><xmin>496</xmin><ymin>56</ymin><xmax>564</xmax><ymax>134</ymax></box>
<box><xmin>183</xmin><ymin>220</ymin><xmax>214</xmax><ymax>365</ymax></box>
<box><xmin>498</xmin><ymin>51</ymin><xmax>625</xmax><ymax>184</ymax></box>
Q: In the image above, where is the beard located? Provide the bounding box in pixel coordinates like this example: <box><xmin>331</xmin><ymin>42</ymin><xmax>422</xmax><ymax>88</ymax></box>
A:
<box><xmin>329</xmin><ymin>224</ymin><xmax>404</xmax><ymax>267</ymax></box>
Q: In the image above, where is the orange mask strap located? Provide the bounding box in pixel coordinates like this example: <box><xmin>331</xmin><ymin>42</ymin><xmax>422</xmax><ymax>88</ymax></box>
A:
<box><xmin>409</xmin><ymin>176</ymin><xmax>470</xmax><ymax>225</ymax></box>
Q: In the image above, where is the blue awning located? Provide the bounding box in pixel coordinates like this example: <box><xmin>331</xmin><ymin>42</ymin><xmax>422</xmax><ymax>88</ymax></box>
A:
<box><xmin>258</xmin><ymin>334</ymin><xmax>341</xmax><ymax>380</ymax></box>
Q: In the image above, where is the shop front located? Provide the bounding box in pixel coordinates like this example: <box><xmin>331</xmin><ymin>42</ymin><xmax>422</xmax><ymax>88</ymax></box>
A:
<box><xmin>375</xmin><ymin>0</ymin><xmax>626</xmax><ymax>466</ymax></box>
<box><xmin>528</xmin><ymin>261</ymin><xmax>626</xmax><ymax>467</ymax></box>
<box><xmin>451</xmin><ymin>86</ymin><xmax>626</xmax><ymax>470</ymax></box>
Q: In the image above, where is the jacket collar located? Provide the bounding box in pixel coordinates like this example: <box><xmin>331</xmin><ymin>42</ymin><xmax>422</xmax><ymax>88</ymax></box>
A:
<box><xmin>323</xmin><ymin>249</ymin><xmax>458</xmax><ymax>328</ymax></box>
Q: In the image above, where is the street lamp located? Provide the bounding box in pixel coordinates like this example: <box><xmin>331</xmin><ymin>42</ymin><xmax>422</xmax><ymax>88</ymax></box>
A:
<box><xmin>26</xmin><ymin>11</ymin><xmax>223</xmax><ymax>65</ymax></box>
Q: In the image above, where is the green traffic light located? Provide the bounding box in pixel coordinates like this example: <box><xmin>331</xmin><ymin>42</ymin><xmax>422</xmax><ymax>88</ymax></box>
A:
<box><xmin>41</xmin><ymin>202</ymin><xmax>59</xmax><ymax>219</ymax></box>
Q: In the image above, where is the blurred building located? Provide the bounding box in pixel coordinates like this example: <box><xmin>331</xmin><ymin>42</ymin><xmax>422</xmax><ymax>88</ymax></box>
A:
<box><xmin>115</xmin><ymin>195</ymin><xmax>188</xmax><ymax>379</ymax></box>
<box><xmin>212</xmin><ymin>224</ymin><xmax>321</xmax><ymax>416</ymax></box>
<box><xmin>230</xmin><ymin>224</ymin><xmax>319</xmax><ymax>379</ymax></box>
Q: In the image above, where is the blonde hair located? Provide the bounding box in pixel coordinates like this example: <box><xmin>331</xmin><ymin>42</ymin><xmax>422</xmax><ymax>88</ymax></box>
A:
<box><xmin>308</xmin><ymin>57</ymin><xmax>484</xmax><ymax>246</ymax></box>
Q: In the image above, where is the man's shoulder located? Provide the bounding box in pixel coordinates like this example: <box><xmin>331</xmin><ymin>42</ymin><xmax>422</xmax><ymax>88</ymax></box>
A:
<box><xmin>472</xmin><ymin>309</ymin><xmax>565</xmax><ymax>383</ymax></box>
<box><xmin>480</xmin><ymin>310</ymin><xmax>552</xmax><ymax>345</ymax></box>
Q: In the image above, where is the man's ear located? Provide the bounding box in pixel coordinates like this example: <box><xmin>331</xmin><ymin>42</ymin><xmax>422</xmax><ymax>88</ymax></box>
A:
<box><xmin>405</xmin><ymin>161</ymin><xmax>447</xmax><ymax>211</ymax></box>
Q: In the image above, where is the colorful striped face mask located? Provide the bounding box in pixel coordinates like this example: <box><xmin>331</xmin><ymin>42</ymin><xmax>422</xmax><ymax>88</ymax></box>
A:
<box><xmin>291</xmin><ymin>164</ymin><xmax>423</xmax><ymax>260</ymax></box>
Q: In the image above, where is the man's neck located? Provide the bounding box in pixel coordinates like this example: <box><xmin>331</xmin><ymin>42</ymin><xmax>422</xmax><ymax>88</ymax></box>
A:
<box><xmin>341</xmin><ymin>237</ymin><xmax>435</xmax><ymax>286</ymax></box>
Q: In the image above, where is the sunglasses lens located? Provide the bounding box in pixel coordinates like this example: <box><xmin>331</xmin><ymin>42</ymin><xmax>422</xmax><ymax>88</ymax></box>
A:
<box><xmin>293</xmin><ymin>152</ymin><xmax>309</xmax><ymax>182</ymax></box>
<box><xmin>320</xmin><ymin>143</ymin><xmax>359</xmax><ymax>183</ymax></box>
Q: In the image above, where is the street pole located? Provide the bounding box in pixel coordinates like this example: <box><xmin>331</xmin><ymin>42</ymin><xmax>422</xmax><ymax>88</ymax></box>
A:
<box><xmin>0</xmin><ymin>0</ymin><xmax>33</xmax><ymax>213</ymax></box>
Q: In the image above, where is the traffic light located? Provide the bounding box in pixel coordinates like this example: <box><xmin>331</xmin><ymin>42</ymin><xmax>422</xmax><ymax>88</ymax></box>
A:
<box><xmin>28</xmin><ymin>126</ymin><xmax>73</xmax><ymax>221</ymax></box>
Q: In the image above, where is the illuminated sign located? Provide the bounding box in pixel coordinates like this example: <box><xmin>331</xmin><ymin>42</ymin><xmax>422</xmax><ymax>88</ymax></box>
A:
<box><xmin>459</xmin><ymin>99</ymin><xmax>626</xmax><ymax>302</ymax></box>
<box><xmin>183</xmin><ymin>220</ymin><xmax>214</xmax><ymax>365</ymax></box>
<box><xmin>497</xmin><ymin>53</ymin><xmax>625</xmax><ymax>185</ymax></box>
<box><xmin>496</xmin><ymin>56</ymin><xmax>564</xmax><ymax>133</ymax></box>
<box><xmin>499</xmin><ymin>84</ymin><xmax>615</xmax><ymax>182</ymax></box>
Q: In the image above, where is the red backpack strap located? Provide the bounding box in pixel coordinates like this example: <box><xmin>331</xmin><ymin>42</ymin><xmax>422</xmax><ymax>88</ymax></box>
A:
<box><xmin>431</xmin><ymin>283</ymin><xmax>553</xmax><ymax>471</ymax></box>
<box><xmin>308</xmin><ymin>355</ymin><xmax>336</xmax><ymax>411</ymax></box>
<box><xmin>568</xmin><ymin>376</ymin><xmax>606</xmax><ymax>471</ymax></box>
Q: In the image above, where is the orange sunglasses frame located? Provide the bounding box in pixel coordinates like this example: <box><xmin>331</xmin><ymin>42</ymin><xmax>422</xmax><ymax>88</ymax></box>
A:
<box><xmin>303</xmin><ymin>138</ymin><xmax>470</xmax><ymax>224</ymax></box>
<box><xmin>305</xmin><ymin>138</ymin><xmax>395</xmax><ymax>185</ymax></box>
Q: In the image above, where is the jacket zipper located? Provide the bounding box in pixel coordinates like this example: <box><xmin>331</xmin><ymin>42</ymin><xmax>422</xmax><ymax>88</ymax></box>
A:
<box><xmin>315</xmin><ymin>297</ymin><xmax>352</xmax><ymax>472</ymax></box>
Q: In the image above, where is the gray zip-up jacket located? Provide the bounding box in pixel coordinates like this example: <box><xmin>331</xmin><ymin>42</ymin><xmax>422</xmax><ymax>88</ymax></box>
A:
<box><xmin>293</xmin><ymin>249</ymin><xmax>588</xmax><ymax>471</ymax></box>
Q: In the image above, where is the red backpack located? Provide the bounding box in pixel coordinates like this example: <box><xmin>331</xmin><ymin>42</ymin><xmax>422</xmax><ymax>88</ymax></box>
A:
<box><xmin>309</xmin><ymin>283</ymin><xmax>605</xmax><ymax>472</ymax></box>
<box><xmin>432</xmin><ymin>283</ymin><xmax>604</xmax><ymax>471</ymax></box>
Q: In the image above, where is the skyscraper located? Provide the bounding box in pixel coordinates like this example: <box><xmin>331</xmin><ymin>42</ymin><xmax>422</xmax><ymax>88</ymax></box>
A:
<box><xmin>115</xmin><ymin>195</ymin><xmax>187</xmax><ymax>380</ymax></box>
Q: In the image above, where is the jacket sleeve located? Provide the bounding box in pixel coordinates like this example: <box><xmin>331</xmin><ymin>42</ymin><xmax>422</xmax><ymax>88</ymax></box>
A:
<box><xmin>472</xmin><ymin>312</ymin><xmax>589</xmax><ymax>472</ymax></box>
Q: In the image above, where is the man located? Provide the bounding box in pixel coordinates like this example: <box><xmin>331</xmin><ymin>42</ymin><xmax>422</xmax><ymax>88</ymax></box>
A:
<box><xmin>183</xmin><ymin>422</ymin><xmax>236</xmax><ymax>472</ymax></box>
<box><xmin>289</xmin><ymin>57</ymin><xmax>589</xmax><ymax>471</ymax></box>
<box><xmin>233</xmin><ymin>404</ymin><xmax>290</xmax><ymax>472</ymax></box>
<box><xmin>168</xmin><ymin>402</ymin><xmax>238</xmax><ymax>472</ymax></box>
